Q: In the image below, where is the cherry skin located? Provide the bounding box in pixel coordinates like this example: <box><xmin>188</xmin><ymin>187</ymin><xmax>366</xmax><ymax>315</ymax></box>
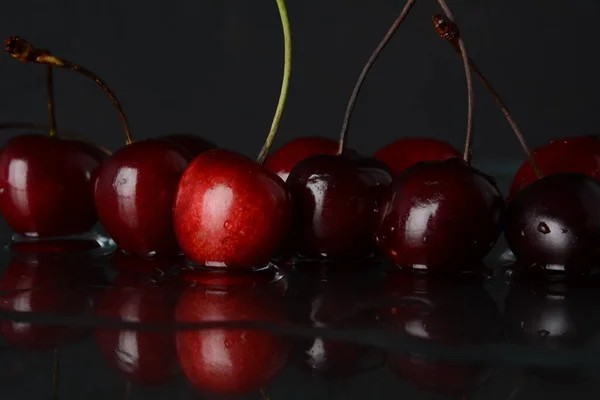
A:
<box><xmin>160</xmin><ymin>134</ymin><xmax>217</xmax><ymax>159</ymax></box>
<box><xmin>287</xmin><ymin>154</ymin><xmax>392</xmax><ymax>259</ymax></box>
<box><xmin>95</xmin><ymin>270</ymin><xmax>182</xmax><ymax>386</ymax></box>
<box><xmin>174</xmin><ymin>148</ymin><xmax>292</xmax><ymax>269</ymax></box>
<box><xmin>505</xmin><ymin>173</ymin><xmax>600</xmax><ymax>276</ymax></box>
<box><xmin>94</xmin><ymin>139</ymin><xmax>191</xmax><ymax>257</ymax></box>
<box><xmin>509</xmin><ymin>138</ymin><xmax>600</xmax><ymax>197</ymax></box>
<box><xmin>175</xmin><ymin>270</ymin><xmax>289</xmax><ymax>395</ymax></box>
<box><xmin>375</xmin><ymin>158</ymin><xmax>505</xmax><ymax>271</ymax></box>
<box><xmin>374</xmin><ymin>138</ymin><xmax>461</xmax><ymax>175</ymax></box>
<box><xmin>0</xmin><ymin>134</ymin><xmax>101</xmax><ymax>237</ymax></box>
<box><xmin>264</xmin><ymin>136</ymin><xmax>359</xmax><ymax>181</ymax></box>
<box><xmin>380</xmin><ymin>272</ymin><xmax>501</xmax><ymax>397</ymax></box>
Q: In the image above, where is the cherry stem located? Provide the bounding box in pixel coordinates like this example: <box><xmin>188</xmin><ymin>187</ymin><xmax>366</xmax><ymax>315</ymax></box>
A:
<box><xmin>432</xmin><ymin>14</ymin><xmax>543</xmax><ymax>178</ymax></box>
<box><xmin>434</xmin><ymin>0</ymin><xmax>474</xmax><ymax>163</ymax></box>
<box><xmin>46</xmin><ymin>65</ymin><xmax>57</xmax><ymax>137</ymax></box>
<box><xmin>0</xmin><ymin>121</ymin><xmax>112</xmax><ymax>155</ymax></box>
<box><xmin>338</xmin><ymin>0</ymin><xmax>416</xmax><ymax>156</ymax></box>
<box><xmin>4</xmin><ymin>36</ymin><xmax>133</xmax><ymax>145</ymax></box>
<box><xmin>52</xmin><ymin>348</ymin><xmax>60</xmax><ymax>400</ymax></box>
<box><xmin>256</xmin><ymin>0</ymin><xmax>292</xmax><ymax>165</ymax></box>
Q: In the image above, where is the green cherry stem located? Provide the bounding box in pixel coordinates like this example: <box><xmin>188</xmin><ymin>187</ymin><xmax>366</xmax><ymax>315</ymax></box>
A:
<box><xmin>257</xmin><ymin>0</ymin><xmax>292</xmax><ymax>165</ymax></box>
<box><xmin>4</xmin><ymin>36</ymin><xmax>133</xmax><ymax>145</ymax></box>
<box><xmin>338</xmin><ymin>0</ymin><xmax>416</xmax><ymax>156</ymax></box>
<box><xmin>432</xmin><ymin>14</ymin><xmax>543</xmax><ymax>178</ymax></box>
<box><xmin>435</xmin><ymin>0</ymin><xmax>474</xmax><ymax>163</ymax></box>
<box><xmin>46</xmin><ymin>65</ymin><xmax>57</xmax><ymax>137</ymax></box>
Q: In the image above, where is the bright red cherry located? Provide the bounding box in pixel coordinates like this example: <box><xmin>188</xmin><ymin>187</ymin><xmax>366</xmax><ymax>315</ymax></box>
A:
<box><xmin>375</xmin><ymin>159</ymin><xmax>505</xmax><ymax>272</ymax></box>
<box><xmin>95</xmin><ymin>139</ymin><xmax>191</xmax><ymax>257</ymax></box>
<box><xmin>95</xmin><ymin>270</ymin><xmax>182</xmax><ymax>387</ymax></box>
<box><xmin>265</xmin><ymin>136</ymin><xmax>359</xmax><ymax>181</ymax></box>
<box><xmin>509</xmin><ymin>138</ymin><xmax>600</xmax><ymax>198</ymax></box>
<box><xmin>0</xmin><ymin>134</ymin><xmax>101</xmax><ymax>238</ymax></box>
<box><xmin>374</xmin><ymin>138</ymin><xmax>461</xmax><ymax>175</ymax></box>
<box><xmin>175</xmin><ymin>270</ymin><xmax>289</xmax><ymax>395</ymax></box>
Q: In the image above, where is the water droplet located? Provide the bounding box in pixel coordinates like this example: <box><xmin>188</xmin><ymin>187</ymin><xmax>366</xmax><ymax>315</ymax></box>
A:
<box><xmin>390</xmin><ymin>226</ymin><xmax>396</xmax><ymax>232</ymax></box>
<box><xmin>537</xmin><ymin>222</ymin><xmax>551</xmax><ymax>234</ymax></box>
<box><xmin>520</xmin><ymin>229</ymin><xmax>526</xmax><ymax>237</ymax></box>
<box><xmin>537</xmin><ymin>330</ymin><xmax>550</xmax><ymax>338</ymax></box>
<box><xmin>223</xmin><ymin>220</ymin><xmax>233</xmax><ymax>230</ymax></box>
<box><xmin>421</xmin><ymin>236</ymin><xmax>428</xmax><ymax>244</ymax></box>
<box><xmin>224</xmin><ymin>339</ymin><xmax>233</xmax><ymax>348</ymax></box>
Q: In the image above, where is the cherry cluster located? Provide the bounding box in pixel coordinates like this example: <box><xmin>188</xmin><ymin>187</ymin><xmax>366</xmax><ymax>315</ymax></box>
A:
<box><xmin>0</xmin><ymin>0</ymin><xmax>599</xmax><ymax>282</ymax></box>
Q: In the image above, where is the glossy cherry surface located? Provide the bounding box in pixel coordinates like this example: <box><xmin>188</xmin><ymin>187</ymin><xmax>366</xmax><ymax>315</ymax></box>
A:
<box><xmin>160</xmin><ymin>134</ymin><xmax>217</xmax><ymax>158</ymax></box>
<box><xmin>264</xmin><ymin>136</ymin><xmax>359</xmax><ymax>181</ymax></box>
<box><xmin>509</xmin><ymin>137</ymin><xmax>600</xmax><ymax>197</ymax></box>
<box><xmin>175</xmin><ymin>270</ymin><xmax>289</xmax><ymax>395</ymax></box>
<box><xmin>94</xmin><ymin>139</ymin><xmax>190</xmax><ymax>257</ymax></box>
<box><xmin>505</xmin><ymin>173</ymin><xmax>600</xmax><ymax>276</ymax></box>
<box><xmin>174</xmin><ymin>148</ymin><xmax>292</xmax><ymax>268</ymax></box>
<box><xmin>374</xmin><ymin>138</ymin><xmax>461</xmax><ymax>175</ymax></box>
<box><xmin>287</xmin><ymin>154</ymin><xmax>392</xmax><ymax>259</ymax></box>
<box><xmin>380</xmin><ymin>272</ymin><xmax>501</xmax><ymax>397</ymax></box>
<box><xmin>375</xmin><ymin>158</ymin><xmax>505</xmax><ymax>271</ymax></box>
<box><xmin>0</xmin><ymin>134</ymin><xmax>101</xmax><ymax>237</ymax></box>
<box><xmin>95</xmin><ymin>270</ymin><xmax>181</xmax><ymax>386</ymax></box>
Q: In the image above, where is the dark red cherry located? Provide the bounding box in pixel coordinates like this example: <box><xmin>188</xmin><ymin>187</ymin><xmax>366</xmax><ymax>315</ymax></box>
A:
<box><xmin>375</xmin><ymin>158</ymin><xmax>504</xmax><ymax>271</ymax></box>
<box><xmin>380</xmin><ymin>272</ymin><xmax>501</xmax><ymax>397</ymax></box>
<box><xmin>94</xmin><ymin>139</ymin><xmax>190</xmax><ymax>257</ymax></box>
<box><xmin>95</xmin><ymin>271</ymin><xmax>181</xmax><ymax>386</ymax></box>
<box><xmin>0</xmin><ymin>252</ymin><xmax>105</xmax><ymax>349</ymax></box>
<box><xmin>174</xmin><ymin>148</ymin><xmax>292</xmax><ymax>269</ymax></box>
<box><xmin>287</xmin><ymin>154</ymin><xmax>392</xmax><ymax>259</ymax></box>
<box><xmin>504</xmin><ymin>274</ymin><xmax>600</xmax><ymax>383</ymax></box>
<box><xmin>505</xmin><ymin>173</ymin><xmax>600</xmax><ymax>277</ymax></box>
<box><xmin>509</xmin><ymin>138</ymin><xmax>600</xmax><ymax>197</ymax></box>
<box><xmin>175</xmin><ymin>271</ymin><xmax>289</xmax><ymax>395</ymax></box>
<box><xmin>0</xmin><ymin>134</ymin><xmax>101</xmax><ymax>237</ymax></box>
<box><xmin>374</xmin><ymin>138</ymin><xmax>461</xmax><ymax>175</ymax></box>
<box><xmin>264</xmin><ymin>137</ymin><xmax>359</xmax><ymax>181</ymax></box>
<box><xmin>160</xmin><ymin>134</ymin><xmax>217</xmax><ymax>159</ymax></box>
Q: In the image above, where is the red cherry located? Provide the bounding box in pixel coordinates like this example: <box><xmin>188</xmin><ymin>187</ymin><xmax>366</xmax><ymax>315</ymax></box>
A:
<box><xmin>174</xmin><ymin>148</ymin><xmax>292</xmax><ymax>269</ymax></box>
<box><xmin>264</xmin><ymin>137</ymin><xmax>359</xmax><ymax>181</ymax></box>
<box><xmin>175</xmin><ymin>272</ymin><xmax>289</xmax><ymax>395</ymax></box>
<box><xmin>160</xmin><ymin>134</ymin><xmax>217</xmax><ymax>159</ymax></box>
<box><xmin>0</xmin><ymin>134</ymin><xmax>100</xmax><ymax>237</ymax></box>
<box><xmin>95</xmin><ymin>271</ymin><xmax>182</xmax><ymax>386</ymax></box>
<box><xmin>374</xmin><ymin>138</ymin><xmax>461</xmax><ymax>175</ymax></box>
<box><xmin>287</xmin><ymin>154</ymin><xmax>391</xmax><ymax>258</ymax></box>
<box><xmin>375</xmin><ymin>159</ymin><xmax>505</xmax><ymax>271</ymax></box>
<box><xmin>509</xmin><ymin>138</ymin><xmax>600</xmax><ymax>197</ymax></box>
<box><xmin>94</xmin><ymin>139</ymin><xmax>190</xmax><ymax>257</ymax></box>
<box><xmin>381</xmin><ymin>272</ymin><xmax>501</xmax><ymax>397</ymax></box>
<box><xmin>0</xmin><ymin>252</ymin><xmax>106</xmax><ymax>349</ymax></box>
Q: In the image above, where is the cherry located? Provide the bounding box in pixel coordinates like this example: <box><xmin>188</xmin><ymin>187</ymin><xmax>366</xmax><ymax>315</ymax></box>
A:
<box><xmin>95</xmin><ymin>268</ymin><xmax>182</xmax><ymax>387</ymax></box>
<box><xmin>175</xmin><ymin>270</ymin><xmax>289</xmax><ymax>396</ymax></box>
<box><xmin>173</xmin><ymin>0</ymin><xmax>293</xmax><ymax>269</ymax></box>
<box><xmin>160</xmin><ymin>133</ymin><xmax>217</xmax><ymax>158</ymax></box>
<box><xmin>504</xmin><ymin>273</ymin><xmax>600</xmax><ymax>383</ymax></box>
<box><xmin>505</xmin><ymin>173</ymin><xmax>600</xmax><ymax>277</ymax></box>
<box><xmin>374</xmin><ymin>138</ymin><xmax>461</xmax><ymax>175</ymax></box>
<box><xmin>264</xmin><ymin>136</ymin><xmax>359</xmax><ymax>181</ymax></box>
<box><xmin>380</xmin><ymin>271</ymin><xmax>501</xmax><ymax>397</ymax></box>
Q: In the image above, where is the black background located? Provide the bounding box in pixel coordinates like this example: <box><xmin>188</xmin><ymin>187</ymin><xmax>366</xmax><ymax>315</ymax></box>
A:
<box><xmin>0</xmin><ymin>0</ymin><xmax>598</xmax><ymax>398</ymax></box>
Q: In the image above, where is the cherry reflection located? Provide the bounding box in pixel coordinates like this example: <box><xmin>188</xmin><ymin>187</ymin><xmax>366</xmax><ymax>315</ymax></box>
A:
<box><xmin>379</xmin><ymin>270</ymin><xmax>502</xmax><ymax>398</ymax></box>
<box><xmin>175</xmin><ymin>268</ymin><xmax>289</xmax><ymax>397</ymax></box>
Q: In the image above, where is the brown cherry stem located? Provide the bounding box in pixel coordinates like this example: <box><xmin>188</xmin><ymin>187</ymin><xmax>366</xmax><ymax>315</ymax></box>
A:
<box><xmin>432</xmin><ymin>14</ymin><xmax>543</xmax><ymax>178</ymax></box>
<box><xmin>434</xmin><ymin>0</ymin><xmax>474</xmax><ymax>163</ymax></box>
<box><xmin>338</xmin><ymin>0</ymin><xmax>416</xmax><ymax>156</ymax></box>
<box><xmin>0</xmin><ymin>121</ymin><xmax>112</xmax><ymax>155</ymax></box>
<box><xmin>4</xmin><ymin>36</ymin><xmax>133</xmax><ymax>145</ymax></box>
<box><xmin>46</xmin><ymin>65</ymin><xmax>57</xmax><ymax>137</ymax></box>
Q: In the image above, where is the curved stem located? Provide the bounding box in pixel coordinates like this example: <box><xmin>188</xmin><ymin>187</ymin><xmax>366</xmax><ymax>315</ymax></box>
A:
<box><xmin>432</xmin><ymin>14</ymin><xmax>543</xmax><ymax>178</ymax></box>
<box><xmin>0</xmin><ymin>121</ymin><xmax>112</xmax><ymax>155</ymax></box>
<box><xmin>46</xmin><ymin>66</ymin><xmax>57</xmax><ymax>137</ymax></box>
<box><xmin>5</xmin><ymin>36</ymin><xmax>133</xmax><ymax>145</ymax></box>
<box><xmin>338</xmin><ymin>0</ymin><xmax>416</xmax><ymax>156</ymax></box>
<box><xmin>256</xmin><ymin>0</ymin><xmax>292</xmax><ymax>165</ymax></box>
<box><xmin>435</xmin><ymin>0</ymin><xmax>474</xmax><ymax>163</ymax></box>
